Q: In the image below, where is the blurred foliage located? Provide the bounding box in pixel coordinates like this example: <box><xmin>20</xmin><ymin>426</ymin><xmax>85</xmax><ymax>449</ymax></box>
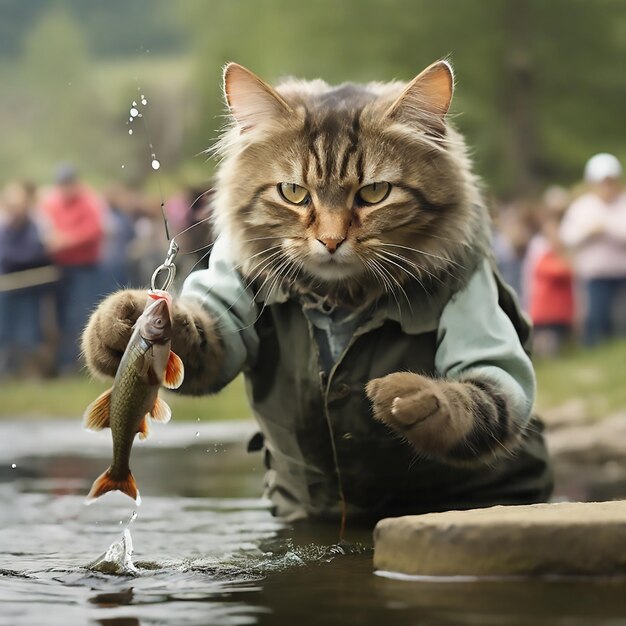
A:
<box><xmin>0</xmin><ymin>0</ymin><xmax>624</xmax><ymax>196</ymax></box>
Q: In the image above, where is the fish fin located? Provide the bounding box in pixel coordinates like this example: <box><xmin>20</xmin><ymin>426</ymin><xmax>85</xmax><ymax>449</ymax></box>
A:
<box><xmin>137</xmin><ymin>415</ymin><xmax>150</xmax><ymax>440</ymax></box>
<box><xmin>85</xmin><ymin>467</ymin><xmax>140</xmax><ymax>505</ymax></box>
<box><xmin>163</xmin><ymin>351</ymin><xmax>184</xmax><ymax>389</ymax></box>
<box><xmin>150</xmin><ymin>395</ymin><xmax>171</xmax><ymax>424</ymax></box>
<box><xmin>82</xmin><ymin>388</ymin><xmax>113</xmax><ymax>431</ymax></box>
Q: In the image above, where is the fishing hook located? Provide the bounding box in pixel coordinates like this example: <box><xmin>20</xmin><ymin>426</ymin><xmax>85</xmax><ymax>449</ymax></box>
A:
<box><xmin>151</xmin><ymin>239</ymin><xmax>179</xmax><ymax>292</ymax></box>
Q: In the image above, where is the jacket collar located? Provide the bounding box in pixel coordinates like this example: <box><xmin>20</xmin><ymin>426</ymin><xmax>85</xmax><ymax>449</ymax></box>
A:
<box><xmin>255</xmin><ymin>274</ymin><xmax>454</xmax><ymax>336</ymax></box>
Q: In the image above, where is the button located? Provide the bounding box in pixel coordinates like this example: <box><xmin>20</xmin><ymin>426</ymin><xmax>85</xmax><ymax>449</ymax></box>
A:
<box><xmin>336</xmin><ymin>383</ymin><xmax>350</xmax><ymax>397</ymax></box>
<box><xmin>247</xmin><ymin>431</ymin><xmax>265</xmax><ymax>453</ymax></box>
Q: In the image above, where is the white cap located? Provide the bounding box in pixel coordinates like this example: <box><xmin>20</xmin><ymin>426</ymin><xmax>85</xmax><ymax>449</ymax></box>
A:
<box><xmin>584</xmin><ymin>153</ymin><xmax>622</xmax><ymax>184</ymax></box>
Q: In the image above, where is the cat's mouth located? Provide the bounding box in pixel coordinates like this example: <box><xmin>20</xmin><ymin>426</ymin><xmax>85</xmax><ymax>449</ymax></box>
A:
<box><xmin>303</xmin><ymin>241</ymin><xmax>365</xmax><ymax>281</ymax></box>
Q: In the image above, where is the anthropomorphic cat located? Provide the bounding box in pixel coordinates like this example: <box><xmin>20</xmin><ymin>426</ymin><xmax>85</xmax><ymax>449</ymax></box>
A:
<box><xmin>83</xmin><ymin>60</ymin><xmax>552</xmax><ymax>521</ymax></box>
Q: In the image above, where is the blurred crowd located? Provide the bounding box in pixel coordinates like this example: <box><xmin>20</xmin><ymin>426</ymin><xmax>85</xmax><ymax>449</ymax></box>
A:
<box><xmin>0</xmin><ymin>153</ymin><xmax>625</xmax><ymax>379</ymax></box>
<box><xmin>0</xmin><ymin>165</ymin><xmax>213</xmax><ymax>378</ymax></box>
<box><xmin>494</xmin><ymin>153</ymin><xmax>626</xmax><ymax>357</ymax></box>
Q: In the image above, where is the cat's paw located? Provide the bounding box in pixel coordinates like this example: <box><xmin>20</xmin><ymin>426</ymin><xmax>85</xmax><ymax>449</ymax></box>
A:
<box><xmin>366</xmin><ymin>372</ymin><xmax>464</xmax><ymax>455</ymax></box>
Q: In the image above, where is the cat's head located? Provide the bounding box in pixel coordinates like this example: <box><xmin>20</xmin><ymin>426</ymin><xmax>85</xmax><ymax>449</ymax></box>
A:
<box><xmin>211</xmin><ymin>60</ymin><xmax>488</xmax><ymax>303</ymax></box>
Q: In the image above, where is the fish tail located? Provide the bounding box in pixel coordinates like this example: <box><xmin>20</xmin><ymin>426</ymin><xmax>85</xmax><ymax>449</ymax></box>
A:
<box><xmin>85</xmin><ymin>467</ymin><xmax>141</xmax><ymax>506</ymax></box>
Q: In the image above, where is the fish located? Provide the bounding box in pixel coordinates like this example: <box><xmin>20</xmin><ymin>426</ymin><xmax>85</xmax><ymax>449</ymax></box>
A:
<box><xmin>83</xmin><ymin>289</ymin><xmax>184</xmax><ymax>505</ymax></box>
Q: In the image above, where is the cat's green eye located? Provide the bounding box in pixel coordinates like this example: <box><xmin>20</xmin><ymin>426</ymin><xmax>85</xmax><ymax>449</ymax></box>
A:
<box><xmin>278</xmin><ymin>183</ymin><xmax>310</xmax><ymax>206</ymax></box>
<box><xmin>356</xmin><ymin>182</ymin><xmax>391</xmax><ymax>205</ymax></box>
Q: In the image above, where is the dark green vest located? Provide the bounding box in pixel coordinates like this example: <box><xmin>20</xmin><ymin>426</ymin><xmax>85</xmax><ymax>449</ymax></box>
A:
<box><xmin>245</xmin><ymin>271</ymin><xmax>553</xmax><ymax>520</ymax></box>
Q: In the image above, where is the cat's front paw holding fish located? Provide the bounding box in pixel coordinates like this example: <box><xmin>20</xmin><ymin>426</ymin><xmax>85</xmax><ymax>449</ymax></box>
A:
<box><xmin>366</xmin><ymin>372</ymin><xmax>473</xmax><ymax>457</ymax></box>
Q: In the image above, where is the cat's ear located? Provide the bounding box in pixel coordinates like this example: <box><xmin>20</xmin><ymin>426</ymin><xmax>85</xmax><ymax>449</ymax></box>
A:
<box><xmin>223</xmin><ymin>63</ymin><xmax>292</xmax><ymax>131</ymax></box>
<box><xmin>385</xmin><ymin>60</ymin><xmax>454</xmax><ymax>133</ymax></box>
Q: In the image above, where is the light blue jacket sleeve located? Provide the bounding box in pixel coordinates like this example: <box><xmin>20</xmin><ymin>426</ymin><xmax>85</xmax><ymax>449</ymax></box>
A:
<box><xmin>180</xmin><ymin>237</ymin><xmax>259</xmax><ymax>388</ymax></box>
<box><xmin>434</xmin><ymin>259</ymin><xmax>535</xmax><ymax>423</ymax></box>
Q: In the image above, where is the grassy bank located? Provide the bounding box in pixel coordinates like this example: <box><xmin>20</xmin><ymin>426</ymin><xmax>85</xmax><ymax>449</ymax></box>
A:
<box><xmin>0</xmin><ymin>341</ymin><xmax>624</xmax><ymax>421</ymax></box>
<box><xmin>534</xmin><ymin>340</ymin><xmax>626</xmax><ymax>421</ymax></box>
<box><xmin>0</xmin><ymin>375</ymin><xmax>249</xmax><ymax>421</ymax></box>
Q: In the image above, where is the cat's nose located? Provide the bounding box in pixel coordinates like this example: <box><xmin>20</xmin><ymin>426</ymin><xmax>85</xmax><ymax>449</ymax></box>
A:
<box><xmin>317</xmin><ymin>236</ymin><xmax>345</xmax><ymax>253</ymax></box>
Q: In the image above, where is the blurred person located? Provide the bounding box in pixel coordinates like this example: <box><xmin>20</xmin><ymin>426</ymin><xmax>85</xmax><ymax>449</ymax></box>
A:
<box><xmin>39</xmin><ymin>164</ymin><xmax>104</xmax><ymax>372</ymax></box>
<box><xmin>529</xmin><ymin>206</ymin><xmax>575</xmax><ymax>357</ymax></box>
<box><xmin>100</xmin><ymin>184</ymin><xmax>137</xmax><ymax>291</ymax></box>
<box><xmin>492</xmin><ymin>200</ymin><xmax>535</xmax><ymax>298</ymax></box>
<box><xmin>163</xmin><ymin>185</ymin><xmax>215</xmax><ymax>277</ymax></box>
<box><xmin>521</xmin><ymin>186</ymin><xmax>571</xmax><ymax>310</ymax></box>
<box><xmin>560</xmin><ymin>154</ymin><xmax>626</xmax><ymax>345</ymax></box>
<box><xmin>0</xmin><ymin>181</ymin><xmax>51</xmax><ymax>376</ymax></box>
<box><xmin>180</xmin><ymin>185</ymin><xmax>215</xmax><ymax>275</ymax></box>
<box><xmin>128</xmin><ymin>194</ymin><xmax>168</xmax><ymax>287</ymax></box>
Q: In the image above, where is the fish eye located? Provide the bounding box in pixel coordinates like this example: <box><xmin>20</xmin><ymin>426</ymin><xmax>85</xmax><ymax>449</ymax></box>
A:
<box><xmin>154</xmin><ymin>318</ymin><xmax>164</xmax><ymax>328</ymax></box>
<box><xmin>356</xmin><ymin>182</ymin><xmax>391</xmax><ymax>206</ymax></box>
<box><xmin>278</xmin><ymin>182</ymin><xmax>310</xmax><ymax>206</ymax></box>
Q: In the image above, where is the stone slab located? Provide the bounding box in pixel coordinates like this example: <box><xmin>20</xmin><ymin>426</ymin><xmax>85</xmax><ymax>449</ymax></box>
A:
<box><xmin>374</xmin><ymin>500</ymin><xmax>626</xmax><ymax>577</ymax></box>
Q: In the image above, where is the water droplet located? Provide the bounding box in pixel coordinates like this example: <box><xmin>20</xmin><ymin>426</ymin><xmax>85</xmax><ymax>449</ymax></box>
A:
<box><xmin>121</xmin><ymin>164</ymin><xmax>125</xmax><ymax>169</ymax></box>
<box><xmin>11</xmin><ymin>463</ymin><xmax>16</xmax><ymax>469</ymax></box>
<box><xmin>196</xmin><ymin>417</ymin><xmax>200</xmax><ymax>422</ymax></box>
<box><xmin>130</xmin><ymin>107</ymin><xmax>139</xmax><ymax>117</ymax></box>
<box><xmin>195</xmin><ymin>432</ymin><xmax>200</xmax><ymax>437</ymax></box>
<box><xmin>141</xmin><ymin>98</ymin><xmax>147</xmax><ymax>105</ymax></box>
<box><xmin>119</xmin><ymin>520</ymin><xmax>123</xmax><ymax>525</ymax></box>
<box><xmin>129</xmin><ymin>117</ymin><xmax>133</xmax><ymax>122</ymax></box>
<box><xmin>132</xmin><ymin>101</ymin><xmax>137</xmax><ymax>106</ymax></box>
<box><xmin>151</xmin><ymin>159</ymin><xmax>160</xmax><ymax>170</ymax></box>
<box><xmin>130</xmin><ymin>511</ymin><xmax>138</xmax><ymax>523</ymax></box>
<box><xmin>138</xmin><ymin>113</ymin><xmax>143</xmax><ymax>118</ymax></box>
<box><xmin>128</xmin><ymin>129</ymin><xmax>133</xmax><ymax>135</ymax></box>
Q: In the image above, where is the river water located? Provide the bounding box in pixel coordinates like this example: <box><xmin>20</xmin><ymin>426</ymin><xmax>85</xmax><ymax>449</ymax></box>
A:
<box><xmin>1</xmin><ymin>420</ymin><xmax>626</xmax><ymax>626</ymax></box>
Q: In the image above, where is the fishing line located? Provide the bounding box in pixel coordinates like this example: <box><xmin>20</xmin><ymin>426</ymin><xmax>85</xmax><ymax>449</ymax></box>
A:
<box><xmin>128</xmin><ymin>93</ymin><xmax>216</xmax><ymax>292</ymax></box>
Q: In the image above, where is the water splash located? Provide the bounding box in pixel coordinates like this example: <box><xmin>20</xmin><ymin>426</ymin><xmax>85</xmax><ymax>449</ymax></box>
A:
<box><xmin>88</xmin><ymin>529</ymin><xmax>137</xmax><ymax>576</ymax></box>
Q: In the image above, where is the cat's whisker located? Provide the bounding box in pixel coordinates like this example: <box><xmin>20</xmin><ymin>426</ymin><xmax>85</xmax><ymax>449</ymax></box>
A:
<box><xmin>369</xmin><ymin>257</ymin><xmax>403</xmax><ymax>320</ymax></box>
<box><xmin>363</xmin><ymin>256</ymin><xmax>390</xmax><ymax>295</ymax></box>
<box><xmin>186</xmin><ymin>243</ymin><xmax>215</xmax><ymax>275</ymax></box>
<box><xmin>373</xmin><ymin>254</ymin><xmax>414</xmax><ymax>317</ymax></box>
<box><xmin>179</xmin><ymin>241</ymin><xmax>216</xmax><ymax>257</ymax></box>
<box><xmin>361</xmin><ymin>257</ymin><xmax>387</xmax><ymax>295</ymax></box>
<box><xmin>374</xmin><ymin>253</ymin><xmax>419</xmax><ymax>314</ymax></box>
<box><xmin>236</xmin><ymin>245</ymin><xmax>284</xmax><ymax>272</ymax></box>
<box><xmin>205</xmin><ymin>248</ymin><xmax>287</xmax><ymax>331</ymax></box>
<box><xmin>249</xmin><ymin>255</ymin><xmax>286</xmax><ymax>302</ymax></box>
<box><xmin>244</xmin><ymin>254</ymin><xmax>300</xmax><ymax>331</ymax></box>
<box><xmin>378</xmin><ymin>243</ymin><xmax>461</xmax><ymax>283</ymax></box>
<box><xmin>376</xmin><ymin>248</ymin><xmax>443</xmax><ymax>286</ymax></box>
<box><xmin>379</xmin><ymin>242</ymin><xmax>466</xmax><ymax>270</ymax></box>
